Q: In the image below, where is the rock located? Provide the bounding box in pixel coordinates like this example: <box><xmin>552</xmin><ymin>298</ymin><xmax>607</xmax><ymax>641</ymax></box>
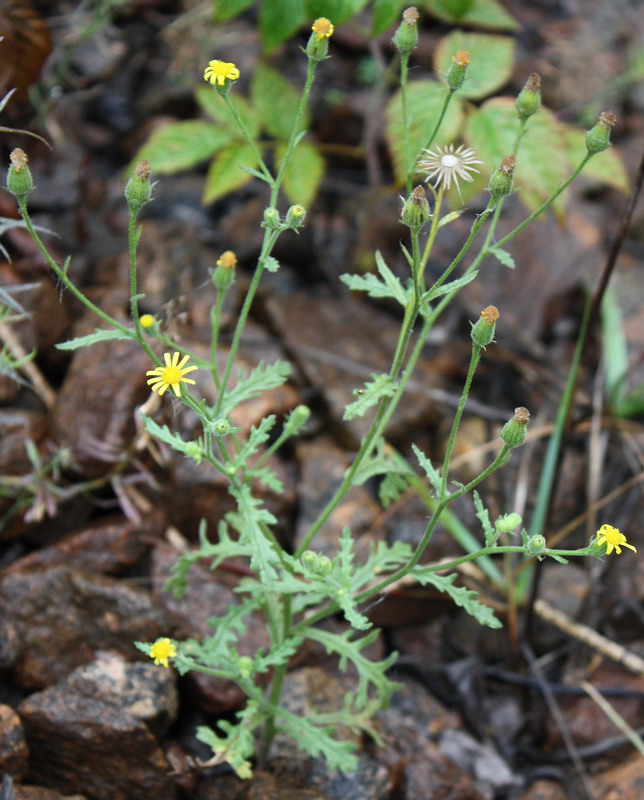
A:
<box><xmin>511</xmin><ymin>779</ymin><xmax>568</xmax><ymax>800</ymax></box>
<box><xmin>13</xmin><ymin>783</ymin><xmax>88</xmax><ymax>800</ymax></box>
<box><xmin>18</xmin><ymin>675</ymin><xmax>176</xmax><ymax>800</ymax></box>
<box><xmin>0</xmin><ymin>565</ymin><xmax>169</xmax><ymax>688</ymax></box>
<box><xmin>0</xmin><ymin>704</ymin><xmax>28</xmax><ymax>779</ymax></box>
<box><xmin>0</xmin><ymin>618</ymin><xmax>20</xmax><ymax>670</ymax></box>
<box><xmin>591</xmin><ymin>751</ymin><xmax>644</xmax><ymax>799</ymax></box>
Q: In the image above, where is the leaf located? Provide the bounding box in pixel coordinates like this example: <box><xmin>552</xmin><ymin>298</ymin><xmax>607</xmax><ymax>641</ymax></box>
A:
<box><xmin>218</xmin><ymin>360</ymin><xmax>291</xmax><ymax>418</ymax></box>
<box><xmin>372</xmin><ymin>0</ymin><xmax>404</xmax><ymax>35</ymax></box>
<box><xmin>259</xmin><ymin>0</ymin><xmax>308</xmax><ymax>51</ymax></box>
<box><xmin>423</xmin><ymin>0</ymin><xmax>518</xmax><ymax>30</ymax></box>
<box><xmin>411</xmin><ymin>569</ymin><xmax>502</xmax><ymax>627</ymax></box>
<box><xmin>229</xmin><ymin>484</ymin><xmax>280</xmax><ymax>587</ymax></box>
<box><xmin>465</xmin><ymin>99</ymin><xmax>572</xmax><ymax>215</ymax></box>
<box><xmin>213</xmin><ymin>0</ymin><xmax>254</xmax><ymax>22</ymax></box>
<box><xmin>343</xmin><ymin>373</ymin><xmax>396</xmax><ymax>421</ymax></box>
<box><xmin>130</xmin><ymin>120</ymin><xmax>231</xmax><ymax>174</ymax></box>
<box><xmin>251</xmin><ymin>63</ymin><xmax>307</xmax><ymax>141</ymax></box>
<box><xmin>195</xmin><ymin>87</ymin><xmax>260</xmax><ymax>139</ymax></box>
<box><xmin>385</xmin><ymin>81</ymin><xmax>465</xmax><ymax>184</ymax></box>
<box><xmin>424</xmin><ymin>269</ymin><xmax>478</xmax><ymax>302</ymax></box>
<box><xmin>276</xmin><ymin>707</ymin><xmax>359</xmax><ymax>773</ymax></box>
<box><xmin>56</xmin><ymin>328</ymin><xmax>134</xmax><ymax>350</ymax></box>
<box><xmin>340</xmin><ymin>250</ymin><xmax>409</xmax><ymax>307</ymax></box>
<box><xmin>276</xmin><ymin>140</ymin><xmax>325</xmax><ymax>207</ymax></box>
<box><xmin>203</xmin><ymin>141</ymin><xmax>258</xmax><ymax>204</ymax></box>
<box><xmin>305</xmin><ymin>0</ymin><xmax>369</xmax><ymax>24</ymax></box>
<box><xmin>229</xmin><ymin>415</ymin><xmax>277</xmax><ymax>471</ymax></box>
<box><xmin>140</xmin><ymin>414</ymin><xmax>193</xmax><ymax>457</ymax></box>
<box><xmin>488</xmin><ymin>247</ymin><xmax>515</xmax><ymax>269</ymax></box>
<box><xmin>434</xmin><ymin>31</ymin><xmax>515</xmax><ymax>100</ymax></box>
<box><xmin>473</xmin><ymin>490</ymin><xmax>495</xmax><ymax>547</ymax></box>
<box><xmin>412</xmin><ymin>443</ymin><xmax>443</xmax><ymax>497</ymax></box>
<box><xmin>264</xmin><ymin>256</ymin><xmax>280</xmax><ymax>273</ymax></box>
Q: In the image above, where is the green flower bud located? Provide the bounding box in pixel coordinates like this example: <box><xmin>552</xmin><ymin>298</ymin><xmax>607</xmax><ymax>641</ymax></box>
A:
<box><xmin>301</xmin><ymin>550</ymin><xmax>319</xmax><ymax>571</ymax></box>
<box><xmin>307</xmin><ymin>17</ymin><xmax>334</xmax><ymax>62</ymax></box>
<box><xmin>263</xmin><ymin>206</ymin><xmax>281</xmax><ymax>230</ymax></box>
<box><xmin>401</xmin><ymin>186</ymin><xmax>431</xmax><ymax>232</ymax></box>
<box><xmin>125</xmin><ymin>161</ymin><xmax>153</xmax><ymax>213</ymax></box>
<box><xmin>286</xmin><ymin>204</ymin><xmax>307</xmax><ymax>229</ymax></box>
<box><xmin>496</xmin><ymin>512</ymin><xmax>522</xmax><ymax>533</ymax></box>
<box><xmin>392</xmin><ymin>7</ymin><xmax>419</xmax><ymax>54</ymax></box>
<box><xmin>7</xmin><ymin>149</ymin><xmax>34</xmax><ymax>199</ymax></box>
<box><xmin>317</xmin><ymin>555</ymin><xmax>333</xmax><ymax>575</ymax></box>
<box><xmin>184</xmin><ymin>442</ymin><xmax>203</xmax><ymax>464</ymax></box>
<box><xmin>500</xmin><ymin>406</ymin><xmax>530</xmax><ymax>449</ymax></box>
<box><xmin>470</xmin><ymin>305</ymin><xmax>499</xmax><ymax>348</ymax></box>
<box><xmin>237</xmin><ymin>655</ymin><xmax>253</xmax><ymax>679</ymax></box>
<box><xmin>515</xmin><ymin>73</ymin><xmax>541</xmax><ymax>120</ymax></box>
<box><xmin>586</xmin><ymin>111</ymin><xmax>616</xmax><ymax>154</ymax></box>
<box><xmin>446</xmin><ymin>50</ymin><xmax>470</xmax><ymax>91</ymax></box>
<box><xmin>284</xmin><ymin>405</ymin><xmax>311</xmax><ymax>436</ymax></box>
<box><xmin>488</xmin><ymin>155</ymin><xmax>515</xmax><ymax>201</ymax></box>
<box><xmin>526</xmin><ymin>534</ymin><xmax>547</xmax><ymax>556</ymax></box>
<box><xmin>212</xmin><ymin>250</ymin><xmax>237</xmax><ymax>290</ymax></box>
<box><xmin>212</xmin><ymin>418</ymin><xmax>231</xmax><ymax>436</ymax></box>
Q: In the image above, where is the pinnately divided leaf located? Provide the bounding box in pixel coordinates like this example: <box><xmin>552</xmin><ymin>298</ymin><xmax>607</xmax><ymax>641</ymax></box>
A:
<box><xmin>228</xmin><ymin>483</ymin><xmax>280</xmax><ymax>587</ymax></box>
<box><xmin>340</xmin><ymin>250</ymin><xmax>408</xmax><ymax>307</ymax></box>
<box><xmin>411</xmin><ymin>569</ymin><xmax>502</xmax><ymax>628</ymax></box>
<box><xmin>344</xmin><ymin>373</ymin><xmax>396</xmax><ymax>421</ymax></box>
<box><xmin>56</xmin><ymin>328</ymin><xmax>135</xmax><ymax>350</ymax></box>
<box><xmin>218</xmin><ymin>360</ymin><xmax>291</xmax><ymax>417</ymax></box>
<box><xmin>276</xmin><ymin>707</ymin><xmax>359</xmax><ymax>773</ymax></box>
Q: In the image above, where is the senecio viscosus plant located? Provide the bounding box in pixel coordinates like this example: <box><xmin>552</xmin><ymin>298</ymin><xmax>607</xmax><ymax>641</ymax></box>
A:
<box><xmin>7</xmin><ymin>10</ymin><xmax>636</xmax><ymax>779</ymax></box>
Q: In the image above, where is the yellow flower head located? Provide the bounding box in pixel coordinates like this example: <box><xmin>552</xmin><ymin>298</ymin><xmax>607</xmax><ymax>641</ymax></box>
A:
<box><xmin>146</xmin><ymin>352</ymin><xmax>198</xmax><ymax>397</ymax></box>
<box><xmin>452</xmin><ymin>50</ymin><xmax>471</xmax><ymax>67</ymax></box>
<box><xmin>595</xmin><ymin>524</ymin><xmax>636</xmax><ymax>556</ymax></box>
<box><xmin>149</xmin><ymin>638</ymin><xmax>177</xmax><ymax>668</ymax></box>
<box><xmin>140</xmin><ymin>314</ymin><xmax>155</xmax><ymax>329</ymax></box>
<box><xmin>312</xmin><ymin>17</ymin><xmax>334</xmax><ymax>40</ymax></box>
<box><xmin>217</xmin><ymin>250</ymin><xmax>237</xmax><ymax>269</ymax></box>
<box><xmin>204</xmin><ymin>60</ymin><xmax>240</xmax><ymax>87</ymax></box>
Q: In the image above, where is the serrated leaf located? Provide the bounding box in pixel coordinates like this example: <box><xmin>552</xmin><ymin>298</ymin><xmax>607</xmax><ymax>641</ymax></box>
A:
<box><xmin>424</xmin><ymin>0</ymin><xmax>518</xmax><ymax>30</ymax></box>
<box><xmin>130</xmin><ymin>121</ymin><xmax>231</xmax><ymax>174</ymax></box>
<box><xmin>305</xmin><ymin>0</ymin><xmax>369</xmax><ymax>24</ymax></box>
<box><xmin>251</xmin><ymin>63</ymin><xmax>307</xmax><ymax>141</ymax></box>
<box><xmin>275</xmin><ymin>139</ymin><xmax>325</xmax><ymax>207</ymax></box>
<box><xmin>489</xmin><ymin>247</ymin><xmax>515</xmax><ymax>269</ymax></box>
<box><xmin>340</xmin><ymin>251</ymin><xmax>409</xmax><ymax>306</ymax></box>
<box><xmin>434</xmin><ymin>31</ymin><xmax>515</xmax><ymax>100</ymax></box>
<box><xmin>385</xmin><ymin>81</ymin><xmax>465</xmax><ymax>184</ymax></box>
<box><xmin>412</xmin><ymin>443</ymin><xmax>443</xmax><ymax>496</ymax></box>
<box><xmin>259</xmin><ymin>0</ymin><xmax>308</xmax><ymax>50</ymax></box>
<box><xmin>465</xmin><ymin>99</ymin><xmax>572</xmax><ymax>215</ymax></box>
<box><xmin>230</xmin><ymin>415</ymin><xmax>277</xmax><ymax>471</ymax></box>
<box><xmin>372</xmin><ymin>0</ymin><xmax>404</xmax><ymax>35</ymax></box>
<box><xmin>277</xmin><ymin>707</ymin><xmax>359</xmax><ymax>773</ymax></box>
<box><xmin>213</xmin><ymin>0</ymin><xmax>254</xmax><ymax>22</ymax></box>
<box><xmin>412</xmin><ymin>569</ymin><xmax>502</xmax><ymax>627</ymax></box>
<box><xmin>424</xmin><ymin>269</ymin><xmax>478</xmax><ymax>302</ymax></box>
<box><xmin>195</xmin><ymin>87</ymin><xmax>260</xmax><ymax>139</ymax></box>
<box><xmin>264</xmin><ymin>256</ymin><xmax>280</xmax><ymax>273</ymax></box>
<box><xmin>379</xmin><ymin>471</ymin><xmax>411</xmax><ymax>507</ymax></box>
<box><xmin>473</xmin><ymin>490</ymin><xmax>495</xmax><ymax>547</ymax></box>
<box><xmin>203</xmin><ymin>141</ymin><xmax>258</xmax><ymax>204</ymax></box>
<box><xmin>344</xmin><ymin>373</ymin><xmax>396</xmax><ymax>421</ymax></box>
<box><xmin>140</xmin><ymin>413</ymin><xmax>192</xmax><ymax>456</ymax></box>
<box><xmin>353</xmin><ymin>438</ymin><xmax>413</xmax><ymax>486</ymax></box>
<box><xmin>56</xmin><ymin>328</ymin><xmax>134</xmax><ymax>350</ymax></box>
<box><xmin>218</xmin><ymin>360</ymin><xmax>291</xmax><ymax>418</ymax></box>
<box><xmin>229</xmin><ymin>484</ymin><xmax>280</xmax><ymax>587</ymax></box>
<box><xmin>248</xmin><ymin>465</ymin><xmax>284</xmax><ymax>493</ymax></box>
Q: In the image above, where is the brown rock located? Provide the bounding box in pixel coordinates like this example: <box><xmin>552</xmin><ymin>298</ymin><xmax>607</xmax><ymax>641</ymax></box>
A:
<box><xmin>14</xmin><ymin>785</ymin><xmax>88</xmax><ymax>800</ymax></box>
<box><xmin>591</xmin><ymin>752</ymin><xmax>644</xmax><ymax>799</ymax></box>
<box><xmin>0</xmin><ymin>565</ymin><xmax>168</xmax><ymax>688</ymax></box>
<box><xmin>0</xmin><ymin>704</ymin><xmax>28</xmax><ymax>779</ymax></box>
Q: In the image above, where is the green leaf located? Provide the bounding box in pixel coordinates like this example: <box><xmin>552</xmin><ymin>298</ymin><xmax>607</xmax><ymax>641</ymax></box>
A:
<box><xmin>473</xmin><ymin>490</ymin><xmax>495</xmax><ymax>547</ymax></box>
<box><xmin>340</xmin><ymin>250</ymin><xmax>409</xmax><ymax>306</ymax></box>
<box><xmin>353</xmin><ymin>438</ymin><xmax>413</xmax><ymax>486</ymax></box>
<box><xmin>343</xmin><ymin>373</ymin><xmax>396</xmax><ymax>421</ymax></box>
<box><xmin>600</xmin><ymin>288</ymin><xmax>629</xmax><ymax>410</ymax></box>
<box><xmin>424</xmin><ymin>269</ymin><xmax>478</xmax><ymax>302</ymax></box>
<box><xmin>213</xmin><ymin>0</ymin><xmax>254</xmax><ymax>22</ymax></box>
<box><xmin>372</xmin><ymin>0</ymin><xmax>404</xmax><ymax>35</ymax></box>
<box><xmin>229</xmin><ymin>415</ymin><xmax>277</xmax><ymax>471</ymax></box>
<box><xmin>411</xmin><ymin>569</ymin><xmax>502</xmax><ymax>627</ymax></box>
<box><xmin>276</xmin><ymin>140</ymin><xmax>325</xmax><ymax>207</ymax></box>
<box><xmin>251</xmin><ymin>63</ymin><xmax>306</xmax><ymax>141</ymax></box>
<box><xmin>488</xmin><ymin>247</ymin><xmax>515</xmax><ymax>269</ymax></box>
<box><xmin>276</xmin><ymin>707</ymin><xmax>359</xmax><ymax>773</ymax></box>
<box><xmin>424</xmin><ymin>0</ymin><xmax>518</xmax><ymax>30</ymax></box>
<box><xmin>203</xmin><ymin>141</ymin><xmax>258</xmax><ymax>204</ymax></box>
<box><xmin>412</xmin><ymin>443</ymin><xmax>443</xmax><ymax>497</ymax></box>
<box><xmin>465</xmin><ymin>99</ymin><xmax>572</xmax><ymax>215</ymax></box>
<box><xmin>130</xmin><ymin>121</ymin><xmax>231</xmax><ymax>174</ymax></box>
<box><xmin>385</xmin><ymin>81</ymin><xmax>465</xmax><ymax>184</ymax></box>
<box><xmin>259</xmin><ymin>0</ymin><xmax>308</xmax><ymax>50</ymax></box>
<box><xmin>305</xmin><ymin>0</ymin><xmax>369</xmax><ymax>24</ymax></box>
<box><xmin>264</xmin><ymin>256</ymin><xmax>280</xmax><ymax>273</ymax></box>
<box><xmin>140</xmin><ymin>414</ymin><xmax>193</xmax><ymax>457</ymax></box>
<box><xmin>195</xmin><ymin>87</ymin><xmax>260</xmax><ymax>139</ymax></box>
<box><xmin>218</xmin><ymin>360</ymin><xmax>292</xmax><ymax>418</ymax></box>
<box><xmin>560</xmin><ymin>125</ymin><xmax>630</xmax><ymax>195</ymax></box>
<box><xmin>229</xmin><ymin>484</ymin><xmax>280</xmax><ymax>587</ymax></box>
<box><xmin>56</xmin><ymin>328</ymin><xmax>134</xmax><ymax>350</ymax></box>
<box><xmin>434</xmin><ymin>31</ymin><xmax>515</xmax><ymax>100</ymax></box>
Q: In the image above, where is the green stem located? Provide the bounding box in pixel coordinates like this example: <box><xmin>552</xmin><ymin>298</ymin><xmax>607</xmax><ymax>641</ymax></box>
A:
<box><xmin>421</xmin><ymin>88</ymin><xmax>456</xmax><ymax>157</ymax></box>
<box><xmin>420</xmin><ymin>186</ymin><xmax>443</xmax><ymax>271</ymax></box>
<box><xmin>400</xmin><ymin>52</ymin><xmax>412</xmax><ymax>196</ymax></box>
<box><xmin>222</xmin><ymin>95</ymin><xmax>274</xmax><ymax>186</ymax></box>
<box><xmin>259</xmin><ymin>594</ymin><xmax>292</xmax><ymax>761</ymax></box>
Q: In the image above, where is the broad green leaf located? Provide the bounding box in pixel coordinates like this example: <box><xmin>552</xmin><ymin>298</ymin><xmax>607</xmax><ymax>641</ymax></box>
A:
<box><xmin>195</xmin><ymin>87</ymin><xmax>260</xmax><ymax>139</ymax></box>
<box><xmin>343</xmin><ymin>373</ymin><xmax>396</xmax><ymax>421</ymax></box>
<box><xmin>424</xmin><ymin>0</ymin><xmax>518</xmax><ymax>30</ymax></box>
<box><xmin>465</xmin><ymin>98</ymin><xmax>572</xmax><ymax>215</ymax></box>
<box><xmin>131</xmin><ymin>121</ymin><xmax>230</xmax><ymax>174</ymax></box>
<box><xmin>56</xmin><ymin>328</ymin><xmax>134</xmax><ymax>350</ymax></box>
<box><xmin>212</xmin><ymin>0</ymin><xmax>254</xmax><ymax>22</ymax></box>
<box><xmin>259</xmin><ymin>0</ymin><xmax>307</xmax><ymax>51</ymax></box>
<box><xmin>276</xmin><ymin>140</ymin><xmax>325</xmax><ymax>207</ymax></box>
<box><xmin>372</xmin><ymin>0</ymin><xmax>404</xmax><ymax>36</ymax></box>
<box><xmin>411</xmin><ymin>569</ymin><xmax>503</xmax><ymax>627</ymax></box>
<box><xmin>560</xmin><ymin>125</ymin><xmax>629</xmax><ymax>195</ymax></box>
<box><xmin>385</xmin><ymin>80</ymin><xmax>465</xmax><ymax>184</ymax></box>
<box><xmin>434</xmin><ymin>31</ymin><xmax>515</xmax><ymax>100</ymax></box>
<box><xmin>203</xmin><ymin>141</ymin><xmax>258</xmax><ymax>204</ymax></box>
<box><xmin>251</xmin><ymin>63</ymin><xmax>307</xmax><ymax>141</ymax></box>
<box><xmin>305</xmin><ymin>0</ymin><xmax>369</xmax><ymax>25</ymax></box>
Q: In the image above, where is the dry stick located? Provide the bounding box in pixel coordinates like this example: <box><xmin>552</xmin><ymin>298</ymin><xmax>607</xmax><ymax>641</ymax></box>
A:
<box><xmin>0</xmin><ymin>320</ymin><xmax>56</xmax><ymax>410</ymax></box>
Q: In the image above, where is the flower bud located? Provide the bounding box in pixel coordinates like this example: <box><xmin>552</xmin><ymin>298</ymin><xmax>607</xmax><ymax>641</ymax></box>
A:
<box><xmin>7</xmin><ymin>149</ymin><xmax>34</xmax><ymax>199</ymax></box>
<box><xmin>393</xmin><ymin>7</ymin><xmax>419</xmax><ymax>54</ymax></box>
<box><xmin>487</xmin><ymin>155</ymin><xmax>515</xmax><ymax>201</ymax></box>
<box><xmin>184</xmin><ymin>441</ymin><xmax>203</xmax><ymax>464</ymax></box>
<box><xmin>212</xmin><ymin>250</ymin><xmax>237</xmax><ymax>290</ymax></box>
<box><xmin>285</xmin><ymin>204</ymin><xmax>307</xmax><ymax>229</ymax></box>
<box><xmin>446</xmin><ymin>50</ymin><xmax>470</xmax><ymax>90</ymax></box>
<box><xmin>140</xmin><ymin>314</ymin><xmax>155</xmax><ymax>329</ymax></box>
<box><xmin>496</xmin><ymin>512</ymin><xmax>522</xmax><ymax>533</ymax></box>
<box><xmin>470</xmin><ymin>305</ymin><xmax>499</xmax><ymax>347</ymax></box>
<box><xmin>301</xmin><ymin>550</ymin><xmax>319</xmax><ymax>571</ymax></box>
<box><xmin>307</xmin><ymin>17</ymin><xmax>334</xmax><ymax>61</ymax></box>
<box><xmin>125</xmin><ymin>161</ymin><xmax>153</xmax><ymax>213</ymax></box>
<box><xmin>515</xmin><ymin>72</ymin><xmax>541</xmax><ymax>120</ymax></box>
<box><xmin>586</xmin><ymin>111</ymin><xmax>616</xmax><ymax>154</ymax></box>
<box><xmin>212</xmin><ymin>418</ymin><xmax>231</xmax><ymax>436</ymax></box>
<box><xmin>401</xmin><ymin>186</ymin><xmax>431</xmax><ymax>232</ymax></box>
<box><xmin>500</xmin><ymin>406</ymin><xmax>530</xmax><ymax>449</ymax></box>
<box><xmin>525</xmin><ymin>534</ymin><xmax>546</xmax><ymax>556</ymax></box>
<box><xmin>317</xmin><ymin>555</ymin><xmax>333</xmax><ymax>575</ymax></box>
<box><xmin>284</xmin><ymin>405</ymin><xmax>311</xmax><ymax>436</ymax></box>
<box><xmin>263</xmin><ymin>206</ymin><xmax>281</xmax><ymax>230</ymax></box>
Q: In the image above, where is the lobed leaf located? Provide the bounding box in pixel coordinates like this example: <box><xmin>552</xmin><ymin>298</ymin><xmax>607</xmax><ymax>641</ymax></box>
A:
<box><xmin>56</xmin><ymin>328</ymin><xmax>135</xmax><ymax>350</ymax></box>
<box><xmin>411</xmin><ymin>569</ymin><xmax>502</xmax><ymax>627</ymax></box>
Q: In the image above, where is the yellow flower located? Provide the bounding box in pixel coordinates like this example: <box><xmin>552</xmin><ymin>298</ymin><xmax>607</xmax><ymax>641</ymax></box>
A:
<box><xmin>452</xmin><ymin>50</ymin><xmax>471</xmax><ymax>67</ymax></box>
<box><xmin>149</xmin><ymin>638</ymin><xmax>177</xmax><ymax>668</ymax></box>
<box><xmin>217</xmin><ymin>250</ymin><xmax>237</xmax><ymax>269</ymax></box>
<box><xmin>146</xmin><ymin>352</ymin><xmax>198</xmax><ymax>397</ymax></box>
<box><xmin>204</xmin><ymin>60</ymin><xmax>240</xmax><ymax>87</ymax></box>
<box><xmin>140</xmin><ymin>314</ymin><xmax>155</xmax><ymax>329</ymax></box>
<box><xmin>595</xmin><ymin>524</ymin><xmax>637</xmax><ymax>555</ymax></box>
<box><xmin>311</xmin><ymin>17</ymin><xmax>334</xmax><ymax>40</ymax></box>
